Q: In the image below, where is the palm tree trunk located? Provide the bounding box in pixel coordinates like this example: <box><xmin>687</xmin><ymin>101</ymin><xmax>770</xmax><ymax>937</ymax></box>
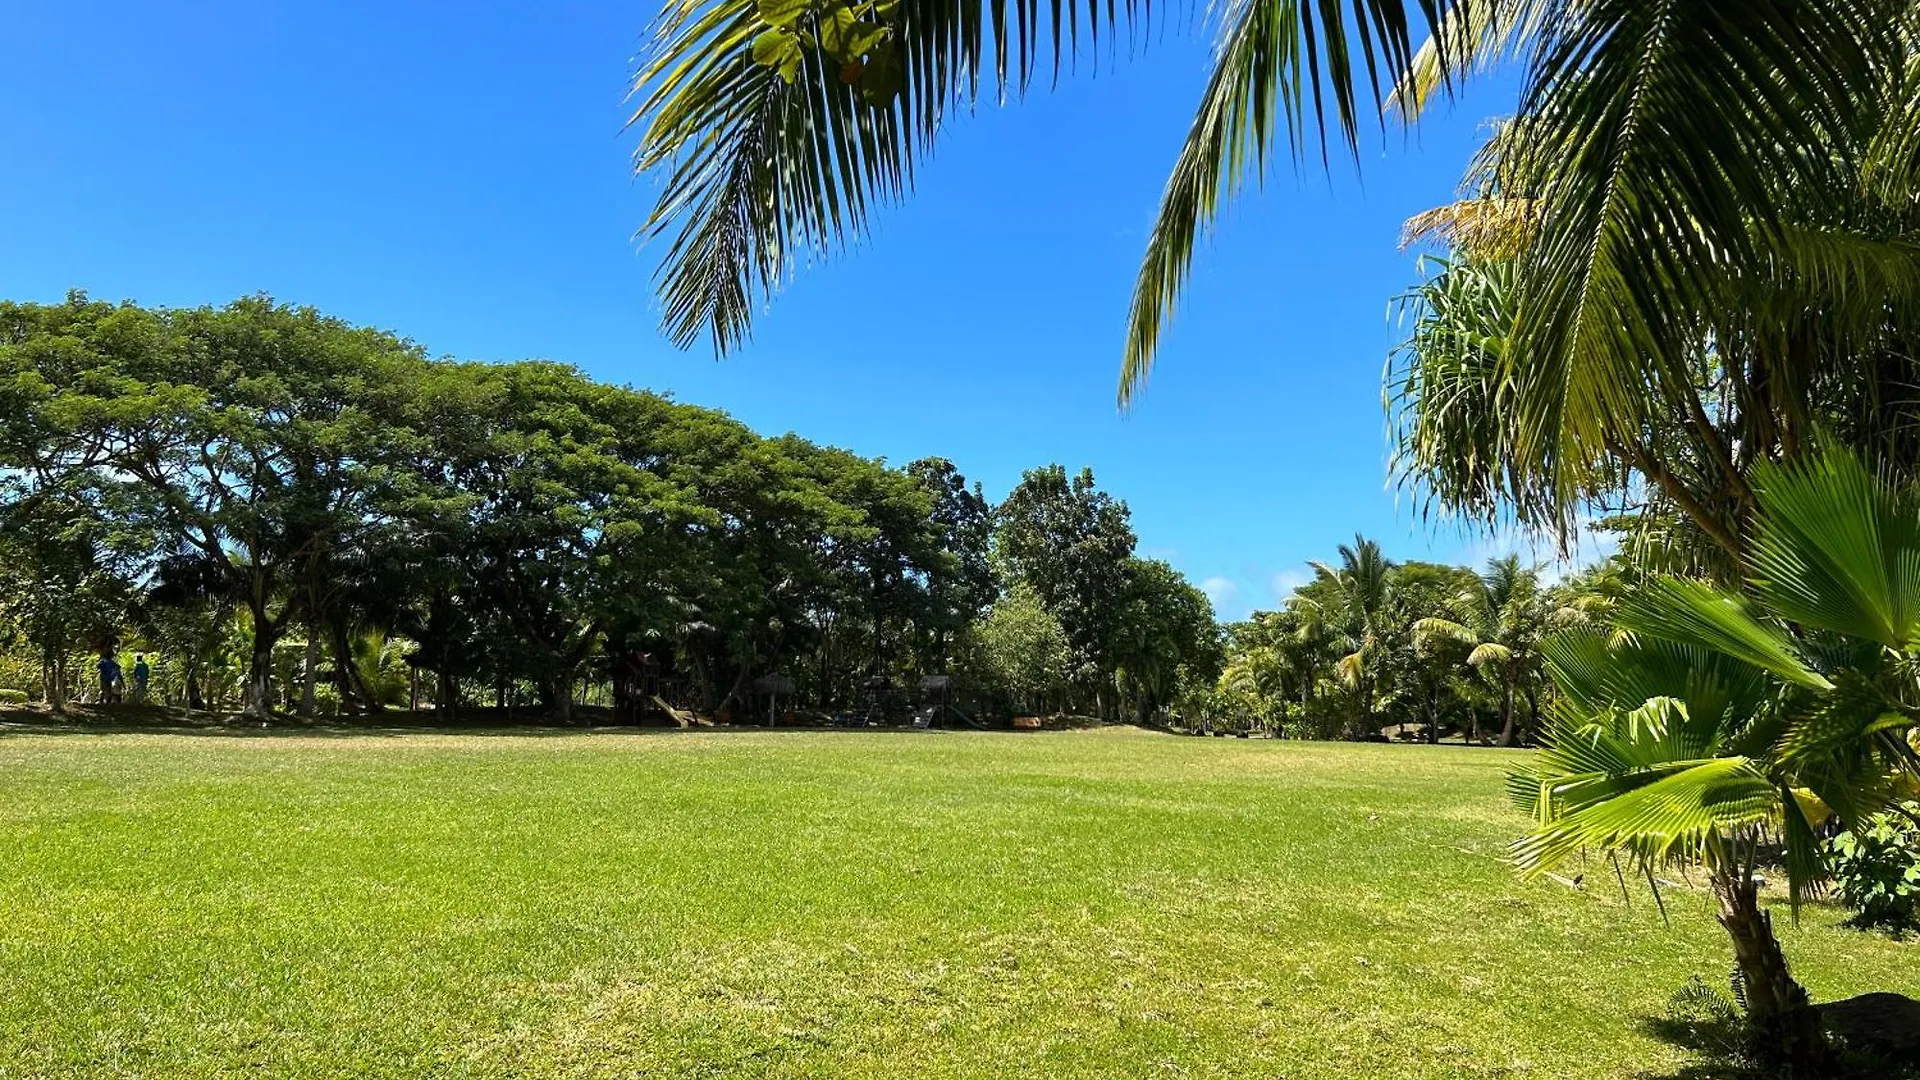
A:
<box><xmin>1495</xmin><ymin>672</ymin><xmax>1518</xmax><ymax>747</ymax></box>
<box><xmin>1711</xmin><ymin>870</ymin><xmax>1830</xmax><ymax>1071</ymax></box>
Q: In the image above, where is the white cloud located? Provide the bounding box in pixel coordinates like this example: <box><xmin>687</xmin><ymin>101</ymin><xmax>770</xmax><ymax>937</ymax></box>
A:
<box><xmin>1200</xmin><ymin>576</ymin><xmax>1239</xmax><ymax>607</ymax></box>
<box><xmin>1270</xmin><ymin>567</ymin><xmax>1312</xmax><ymax>600</ymax></box>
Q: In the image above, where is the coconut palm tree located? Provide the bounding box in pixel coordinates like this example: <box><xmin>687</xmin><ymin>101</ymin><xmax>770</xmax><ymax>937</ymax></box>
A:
<box><xmin>1415</xmin><ymin>554</ymin><xmax>1550</xmax><ymax>746</ymax></box>
<box><xmin>1513</xmin><ymin>445</ymin><xmax>1920</xmax><ymax>1069</ymax></box>
<box><xmin>1392</xmin><ymin>7</ymin><xmax>1920</xmax><ymax>564</ymax></box>
<box><xmin>1305</xmin><ymin>534</ymin><xmax>1394</xmax><ymax>736</ymax></box>
<box><xmin>631</xmin><ymin>0</ymin><xmax>1905</xmax><ymax>415</ymax></box>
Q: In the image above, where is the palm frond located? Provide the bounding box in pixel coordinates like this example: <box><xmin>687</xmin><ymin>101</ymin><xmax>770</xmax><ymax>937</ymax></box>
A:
<box><xmin>1467</xmin><ymin>640</ymin><xmax>1511</xmax><ymax>666</ymax></box>
<box><xmin>1414</xmin><ymin>615</ymin><xmax>1477</xmax><ymax>647</ymax></box>
<box><xmin>1747</xmin><ymin>447</ymin><xmax>1920</xmax><ymax>649</ymax></box>
<box><xmin>1542</xmin><ymin>628</ymin><xmax>1770</xmax><ymax>728</ymax></box>
<box><xmin>1619</xmin><ymin>578</ymin><xmax>1832</xmax><ymax>691</ymax></box>
<box><xmin>1392</xmin><ymin>0</ymin><xmax>1562</xmax><ymax>118</ymax></box>
<box><xmin>634</xmin><ymin>0</ymin><xmax>1450</xmax><ymax>364</ymax></box>
<box><xmin>1497</xmin><ymin>0</ymin><xmax>1904</xmax><ymax>506</ymax></box>
<box><xmin>1401</xmin><ymin>197</ymin><xmax>1540</xmax><ymax>259</ymax></box>
<box><xmin>1119</xmin><ymin>0</ymin><xmax>1452</xmax><ymax>400</ymax></box>
<box><xmin>1514</xmin><ymin>755</ymin><xmax>1776</xmax><ymax>874</ymax></box>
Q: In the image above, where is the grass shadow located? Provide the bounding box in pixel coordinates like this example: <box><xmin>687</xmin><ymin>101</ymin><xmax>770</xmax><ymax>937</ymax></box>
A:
<box><xmin>0</xmin><ymin>705</ymin><xmax>1046</xmax><ymax>741</ymax></box>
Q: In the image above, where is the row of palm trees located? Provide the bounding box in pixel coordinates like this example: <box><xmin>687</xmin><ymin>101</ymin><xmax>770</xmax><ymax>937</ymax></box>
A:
<box><xmin>1215</xmin><ymin>537</ymin><xmax>1559</xmax><ymax>745</ymax></box>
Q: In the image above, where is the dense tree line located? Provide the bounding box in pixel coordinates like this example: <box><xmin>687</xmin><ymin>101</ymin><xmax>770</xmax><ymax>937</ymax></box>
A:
<box><xmin>0</xmin><ymin>294</ymin><xmax>1225</xmax><ymax>724</ymax></box>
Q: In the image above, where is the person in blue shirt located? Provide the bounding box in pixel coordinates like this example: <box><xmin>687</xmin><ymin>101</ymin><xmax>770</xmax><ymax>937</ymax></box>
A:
<box><xmin>132</xmin><ymin>655</ymin><xmax>151</xmax><ymax>704</ymax></box>
<box><xmin>97</xmin><ymin>654</ymin><xmax>122</xmax><ymax>704</ymax></box>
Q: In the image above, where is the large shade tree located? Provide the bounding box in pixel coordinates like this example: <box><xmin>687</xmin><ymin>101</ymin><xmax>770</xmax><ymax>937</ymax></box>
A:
<box><xmin>0</xmin><ymin>296</ymin><xmax>432</xmax><ymax>716</ymax></box>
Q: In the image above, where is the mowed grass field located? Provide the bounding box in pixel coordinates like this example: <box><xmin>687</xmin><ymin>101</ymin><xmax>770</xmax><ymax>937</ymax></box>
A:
<box><xmin>2</xmin><ymin>727</ymin><xmax>1914</xmax><ymax>1079</ymax></box>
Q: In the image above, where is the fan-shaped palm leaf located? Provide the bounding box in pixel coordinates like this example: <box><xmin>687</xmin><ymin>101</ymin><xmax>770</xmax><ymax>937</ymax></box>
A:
<box><xmin>1746</xmin><ymin>448</ymin><xmax>1920</xmax><ymax>649</ymax></box>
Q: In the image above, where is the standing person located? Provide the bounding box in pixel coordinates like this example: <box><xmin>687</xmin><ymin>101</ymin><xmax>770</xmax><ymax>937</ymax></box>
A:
<box><xmin>97</xmin><ymin>653</ymin><xmax>122</xmax><ymax>704</ymax></box>
<box><xmin>132</xmin><ymin>655</ymin><xmax>151</xmax><ymax>705</ymax></box>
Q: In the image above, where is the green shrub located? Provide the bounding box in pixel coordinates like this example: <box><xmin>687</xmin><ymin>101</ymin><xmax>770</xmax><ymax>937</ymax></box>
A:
<box><xmin>0</xmin><ymin>689</ymin><xmax>29</xmax><ymax>706</ymax></box>
<box><xmin>1826</xmin><ymin>804</ymin><xmax>1920</xmax><ymax>935</ymax></box>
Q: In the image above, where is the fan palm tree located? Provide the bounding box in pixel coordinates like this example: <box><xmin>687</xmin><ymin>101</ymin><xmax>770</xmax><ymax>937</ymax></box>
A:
<box><xmin>1513</xmin><ymin>445</ymin><xmax>1920</xmax><ymax>1069</ymax></box>
<box><xmin>631</xmin><ymin>0</ymin><xmax>1905</xmax><ymax>418</ymax></box>
<box><xmin>1416</xmin><ymin>554</ymin><xmax>1549</xmax><ymax>746</ymax></box>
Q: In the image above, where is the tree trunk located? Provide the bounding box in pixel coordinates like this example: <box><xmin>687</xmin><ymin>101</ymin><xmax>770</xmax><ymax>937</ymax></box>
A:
<box><xmin>1712</xmin><ymin>871</ymin><xmax>1831</xmax><ymax>1071</ymax></box>
<box><xmin>244</xmin><ymin>626</ymin><xmax>275</xmax><ymax>719</ymax></box>
<box><xmin>300</xmin><ymin>634</ymin><xmax>319</xmax><ymax>716</ymax></box>
<box><xmin>1495</xmin><ymin>674</ymin><xmax>1518</xmax><ymax>747</ymax></box>
<box><xmin>326</xmin><ymin>621</ymin><xmax>371</xmax><ymax>713</ymax></box>
<box><xmin>42</xmin><ymin>647</ymin><xmax>66</xmax><ymax>713</ymax></box>
<box><xmin>543</xmin><ymin>675</ymin><xmax>574</xmax><ymax>724</ymax></box>
<box><xmin>438</xmin><ymin>670</ymin><xmax>459</xmax><ymax>722</ymax></box>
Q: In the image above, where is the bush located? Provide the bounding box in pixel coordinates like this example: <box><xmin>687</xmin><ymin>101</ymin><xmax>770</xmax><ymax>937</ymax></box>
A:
<box><xmin>1826</xmin><ymin>804</ymin><xmax>1920</xmax><ymax>935</ymax></box>
<box><xmin>0</xmin><ymin>689</ymin><xmax>29</xmax><ymax>705</ymax></box>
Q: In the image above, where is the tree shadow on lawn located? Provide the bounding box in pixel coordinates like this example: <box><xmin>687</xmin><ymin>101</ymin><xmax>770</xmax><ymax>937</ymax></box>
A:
<box><xmin>0</xmin><ymin>704</ymin><xmax>662</xmax><ymax>740</ymax></box>
<box><xmin>1635</xmin><ymin>1011</ymin><xmax>1920</xmax><ymax>1080</ymax></box>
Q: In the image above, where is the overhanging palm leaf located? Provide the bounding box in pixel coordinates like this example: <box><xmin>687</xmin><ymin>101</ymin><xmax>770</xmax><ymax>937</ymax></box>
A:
<box><xmin>633</xmin><ymin>0</ymin><xmax>1448</xmax><ymax>360</ymax></box>
<box><xmin>1117</xmin><ymin>0</ymin><xmax>1443</xmax><ymax>397</ymax></box>
<box><xmin>1392</xmin><ymin>0</ymin><xmax>1561</xmax><ymax>118</ymax></box>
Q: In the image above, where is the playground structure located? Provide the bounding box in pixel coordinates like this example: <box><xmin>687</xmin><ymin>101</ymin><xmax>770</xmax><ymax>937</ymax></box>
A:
<box><xmin>910</xmin><ymin>675</ymin><xmax>988</xmax><ymax>730</ymax></box>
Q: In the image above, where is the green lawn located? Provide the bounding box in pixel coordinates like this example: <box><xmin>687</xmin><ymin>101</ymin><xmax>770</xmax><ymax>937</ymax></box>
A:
<box><xmin>1</xmin><ymin>727</ymin><xmax>1913</xmax><ymax>1079</ymax></box>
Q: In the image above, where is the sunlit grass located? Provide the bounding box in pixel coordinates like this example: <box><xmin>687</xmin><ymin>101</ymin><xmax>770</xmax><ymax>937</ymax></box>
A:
<box><xmin>1</xmin><ymin>727</ymin><xmax>1912</xmax><ymax>1078</ymax></box>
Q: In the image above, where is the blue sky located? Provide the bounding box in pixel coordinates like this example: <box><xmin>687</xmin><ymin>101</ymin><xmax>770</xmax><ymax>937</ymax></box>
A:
<box><xmin>0</xmin><ymin>2</ymin><xmax>1559</xmax><ymax>620</ymax></box>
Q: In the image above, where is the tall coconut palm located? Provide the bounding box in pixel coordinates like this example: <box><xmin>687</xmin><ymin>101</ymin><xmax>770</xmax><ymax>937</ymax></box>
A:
<box><xmin>1513</xmin><ymin>445</ymin><xmax>1920</xmax><ymax>1069</ymax></box>
<box><xmin>1393</xmin><ymin>7</ymin><xmax>1920</xmax><ymax>565</ymax></box>
<box><xmin>1305</xmin><ymin>534</ymin><xmax>1394</xmax><ymax>735</ymax></box>
<box><xmin>1415</xmin><ymin>554</ymin><xmax>1550</xmax><ymax>746</ymax></box>
<box><xmin>632</xmin><ymin>0</ymin><xmax>1904</xmax><ymax>413</ymax></box>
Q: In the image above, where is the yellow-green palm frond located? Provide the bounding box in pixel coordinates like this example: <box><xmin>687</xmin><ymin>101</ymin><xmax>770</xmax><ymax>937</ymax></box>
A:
<box><xmin>1400</xmin><ymin>197</ymin><xmax>1540</xmax><ymax>260</ymax></box>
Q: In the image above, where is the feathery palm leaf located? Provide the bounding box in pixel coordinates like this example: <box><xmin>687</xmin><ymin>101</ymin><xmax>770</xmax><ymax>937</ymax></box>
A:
<box><xmin>633</xmin><ymin>0</ymin><xmax>1449</xmax><ymax>363</ymax></box>
<box><xmin>1495</xmin><ymin>0</ymin><xmax>1903</xmax><ymax>506</ymax></box>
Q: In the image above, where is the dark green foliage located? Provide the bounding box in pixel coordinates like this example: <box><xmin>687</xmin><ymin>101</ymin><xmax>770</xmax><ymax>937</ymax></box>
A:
<box><xmin>1827</xmin><ymin>805</ymin><xmax>1920</xmax><ymax>935</ymax></box>
<box><xmin>993</xmin><ymin>465</ymin><xmax>1139</xmax><ymax>704</ymax></box>
<box><xmin>0</xmin><ymin>295</ymin><xmax>1227</xmax><ymax>725</ymax></box>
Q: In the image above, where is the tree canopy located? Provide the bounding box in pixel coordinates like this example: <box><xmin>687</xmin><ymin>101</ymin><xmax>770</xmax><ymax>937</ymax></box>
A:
<box><xmin>0</xmin><ymin>294</ymin><xmax>1228</xmax><ymax>725</ymax></box>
